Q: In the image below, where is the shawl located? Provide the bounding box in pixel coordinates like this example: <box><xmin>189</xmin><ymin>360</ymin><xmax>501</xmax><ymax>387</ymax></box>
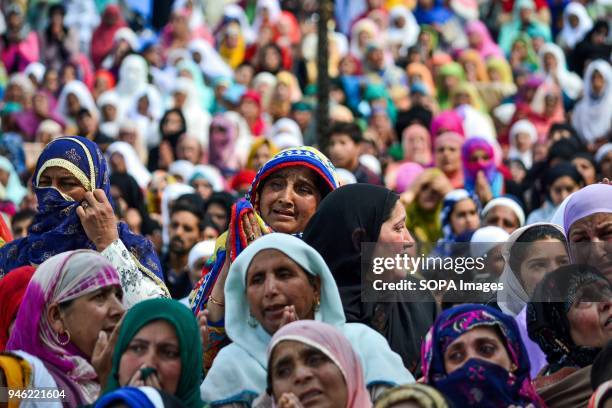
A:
<box><xmin>407</xmin><ymin>63</ymin><xmax>436</xmax><ymax>98</ymax></box>
<box><xmin>190</xmin><ymin>146</ymin><xmax>339</xmax><ymax>313</ymax></box>
<box><xmin>201</xmin><ymin>233</ymin><xmax>414</xmax><ymax>405</ymax></box>
<box><xmin>0</xmin><ymin>137</ymin><xmax>164</xmax><ymax>283</ymax></box>
<box><xmin>508</xmin><ymin>119</ymin><xmax>538</xmax><ymax>169</ymax></box>
<box><xmin>527</xmin><ymin>265</ymin><xmax>610</xmax><ymax>373</ymax></box>
<box><xmin>303</xmin><ymin>184</ymin><xmax>437</xmax><ymax>374</ymax></box>
<box><xmin>497</xmin><ymin>222</ymin><xmax>566</xmax><ymax>317</ymax></box>
<box><xmin>246</xmin><ymin>138</ymin><xmax>279</xmax><ymax>171</ymax></box>
<box><xmin>538</xmin><ymin>43</ymin><xmax>583</xmax><ymax>99</ymax></box>
<box><xmin>374</xmin><ymin>384</ymin><xmax>449</xmax><ymax>408</ymax></box>
<box><xmin>572</xmin><ymin>60</ymin><xmax>612</xmax><ymax>145</ymax></box>
<box><xmin>209</xmin><ymin>114</ymin><xmax>241</xmax><ymax>174</ymax></box>
<box><xmin>106</xmin><ymin>141</ymin><xmax>152</xmax><ymax>189</ymax></box>
<box><xmin>387</xmin><ymin>6</ymin><xmax>420</xmax><ymax>51</ymax></box>
<box><xmin>91</xmin><ymin>5</ymin><xmax>127</xmax><ymax>68</ymax></box>
<box><xmin>563</xmin><ymin>183</ymin><xmax>612</xmax><ymax>237</ymax></box>
<box><xmin>559</xmin><ymin>2</ymin><xmax>593</xmax><ymax>49</ymax></box>
<box><xmin>0</xmin><ymin>156</ymin><xmax>27</xmax><ymax>206</ymax></box>
<box><xmin>56</xmin><ymin>80</ymin><xmax>99</xmax><ymax>120</ymax></box>
<box><xmin>268</xmin><ymin>320</ymin><xmax>372</xmax><ymax>408</ymax></box>
<box><xmin>0</xmin><ymin>265</ymin><xmax>35</xmax><ymax>351</ymax></box>
<box><xmin>6</xmin><ymin>250</ymin><xmax>121</xmax><ymax>405</ymax></box>
<box><xmin>104</xmin><ymin>298</ymin><xmax>203</xmax><ymax>408</ymax></box>
<box><xmin>422</xmin><ymin>304</ymin><xmax>545</xmax><ymax>408</ymax></box>
<box><xmin>465</xmin><ymin>21</ymin><xmax>503</xmax><ymax>59</ymax></box>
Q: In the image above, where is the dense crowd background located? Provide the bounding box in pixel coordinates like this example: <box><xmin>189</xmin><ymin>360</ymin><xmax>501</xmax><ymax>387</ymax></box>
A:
<box><xmin>0</xmin><ymin>0</ymin><xmax>610</xmax><ymax>407</ymax></box>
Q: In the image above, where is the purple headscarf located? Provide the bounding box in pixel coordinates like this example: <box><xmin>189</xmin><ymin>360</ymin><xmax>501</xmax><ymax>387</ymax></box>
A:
<box><xmin>208</xmin><ymin>114</ymin><xmax>240</xmax><ymax>175</ymax></box>
<box><xmin>563</xmin><ymin>184</ymin><xmax>612</xmax><ymax>236</ymax></box>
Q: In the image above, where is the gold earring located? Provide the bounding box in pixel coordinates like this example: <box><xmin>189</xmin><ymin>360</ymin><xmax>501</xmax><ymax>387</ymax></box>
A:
<box><xmin>314</xmin><ymin>297</ymin><xmax>321</xmax><ymax>312</ymax></box>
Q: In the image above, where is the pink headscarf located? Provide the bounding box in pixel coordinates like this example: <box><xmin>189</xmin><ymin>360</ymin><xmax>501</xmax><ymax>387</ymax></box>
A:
<box><xmin>394</xmin><ymin>162</ymin><xmax>425</xmax><ymax>193</ymax></box>
<box><xmin>6</xmin><ymin>250</ymin><xmax>121</xmax><ymax>404</ymax></box>
<box><xmin>430</xmin><ymin>110</ymin><xmax>465</xmax><ymax>138</ymax></box>
<box><xmin>465</xmin><ymin>21</ymin><xmax>503</xmax><ymax>60</ymax></box>
<box><xmin>267</xmin><ymin>320</ymin><xmax>372</xmax><ymax>408</ymax></box>
<box><xmin>402</xmin><ymin>124</ymin><xmax>433</xmax><ymax>166</ymax></box>
<box><xmin>434</xmin><ymin>131</ymin><xmax>465</xmax><ymax>188</ymax></box>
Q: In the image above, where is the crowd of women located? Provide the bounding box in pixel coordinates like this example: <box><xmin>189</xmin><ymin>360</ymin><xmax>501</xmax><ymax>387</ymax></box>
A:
<box><xmin>0</xmin><ymin>0</ymin><xmax>610</xmax><ymax>407</ymax></box>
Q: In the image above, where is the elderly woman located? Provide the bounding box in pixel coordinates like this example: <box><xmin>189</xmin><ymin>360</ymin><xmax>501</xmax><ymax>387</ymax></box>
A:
<box><xmin>481</xmin><ymin>196</ymin><xmax>526</xmax><ymax>234</ymax></box>
<box><xmin>433</xmin><ymin>132</ymin><xmax>464</xmax><ymax>189</ymax></box>
<box><xmin>422</xmin><ymin>304</ymin><xmax>545</xmax><ymax>407</ymax></box>
<box><xmin>190</xmin><ymin>146</ymin><xmax>339</xmax><ymax>315</ymax></box>
<box><xmin>563</xmin><ymin>184</ymin><xmax>612</xmax><ymax>282</ymax></box>
<box><xmin>100</xmin><ymin>298</ymin><xmax>202</xmax><ymax>408</ymax></box>
<box><xmin>266</xmin><ymin>320</ymin><xmax>372</xmax><ymax>408</ymax></box>
<box><xmin>303</xmin><ymin>184</ymin><xmax>437</xmax><ymax>375</ymax></box>
<box><xmin>6</xmin><ymin>250</ymin><xmax>125</xmax><ymax>405</ymax></box>
<box><xmin>0</xmin><ymin>136</ymin><xmax>169</xmax><ymax>306</ymax></box>
<box><xmin>528</xmin><ymin>264</ymin><xmax>612</xmax><ymax>407</ymax></box>
<box><xmin>201</xmin><ymin>233</ymin><xmax>414</xmax><ymax>406</ymax></box>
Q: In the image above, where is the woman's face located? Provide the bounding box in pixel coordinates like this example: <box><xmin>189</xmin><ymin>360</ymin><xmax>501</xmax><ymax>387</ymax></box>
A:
<box><xmin>110</xmin><ymin>152</ymin><xmax>127</xmax><ymax>174</ymax></box>
<box><xmin>515</xmin><ymin>132</ymin><xmax>533</xmax><ymax>152</ymax></box>
<box><xmin>601</xmin><ymin>152</ymin><xmax>612</xmax><ymax>180</ymax></box>
<box><xmin>54</xmin><ymin>285</ymin><xmax>124</xmax><ymax>358</ymax></box>
<box><xmin>38</xmin><ymin>166</ymin><xmax>87</xmax><ymax>202</ymax></box>
<box><xmin>543</xmin><ymin>53</ymin><xmax>557</xmax><ymax>73</ymax></box>
<box><xmin>468</xmin><ymin>31</ymin><xmax>482</xmax><ymax>49</ymax></box>
<box><xmin>444</xmin><ymin>326</ymin><xmax>512</xmax><ymax>374</ymax></box>
<box><xmin>177</xmin><ymin>137</ymin><xmax>201</xmax><ymax>164</ymax></box>
<box><xmin>417</xmin><ymin>181</ymin><xmax>443</xmax><ymax>212</ymax></box>
<box><xmin>258</xmin><ymin>167</ymin><xmax>322</xmax><ymax>234</ymax></box>
<box><xmin>518</xmin><ymin>238</ymin><xmax>569</xmax><ymax>296</ymax></box>
<box><xmin>469</xmin><ymin>148</ymin><xmax>492</xmax><ymax>168</ymax></box>
<box><xmin>450</xmin><ymin>198</ymin><xmax>480</xmax><ymax>236</ymax></box>
<box><xmin>549</xmin><ymin>175</ymin><xmax>580</xmax><ymax>206</ymax></box>
<box><xmin>162</xmin><ymin>112</ymin><xmax>183</xmax><ymax>135</ymax></box>
<box><xmin>568</xmin><ymin>212</ymin><xmax>612</xmax><ymax>282</ymax></box>
<box><xmin>240</xmin><ymin>99</ymin><xmax>260</xmax><ymax>120</ymax></box>
<box><xmin>270</xmin><ymin>340</ymin><xmax>348</xmax><ymax>408</ymax></box>
<box><xmin>591</xmin><ymin>70</ymin><xmax>605</xmax><ymax>96</ymax></box>
<box><xmin>378</xmin><ymin>200</ymin><xmax>414</xmax><ymax>244</ymax></box>
<box><xmin>263</xmin><ymin>47</ymin><xmax>282</xmax><ymax>71</ymax></box>
<box><xmin>205</xmin><ymin>202</ymin><xmax>229</xmax><ymax>231</ymax></box>
<box><xmin>246</xmin><ymin>249</ymin><xmax>320</xmax><ymax>335</ymax></box>
<box><xmin>572</xmin><ymin>158</ymin><xmax>596</xmax><ymax>185</ymax></box>
<box><xmin>484</xmin><ymin>206</ymin><xmax>520</xmax><ymax>234</ymax></box>
<box><xmin>252</xmin><ymin>143</ymin><xmax>272</xmax><ymax>170</ymax></box>
<box><xmin>488</xmin><ymin>67</ymin><xmax>502</xmax><ymax>82</ymax></box>
<box><xmin>567</xmin><ymin>281</ymin><xmax>612</xmax><ymax>348</ymax></box>
<box><xmin>118</xmin><ymin>320</ymin><xmax>182</xmax><ymax>394</ymax></box>
<box><xmin>435</xmin><ymin>142</ymin><xmax>461</xmax><ymax>174</ymax></box>
<box><xmin>452</xmin><ymin>90</ymin><xmax>471</xmax><ymax>107</ymax></box>
<box><xmin>403</xmin><ymin>129</ymin><xmax>429</xmax><ymax>156</ymax></box>
<box><xmin>0</xmin><ymin>169</ymin><xmax>9</xmax><ymax>187</ymax></box>
<box><xmin>192</xmin><ymin>179</ymin><xmax>213</xmax><ymax>201</ymax></box>
<box><xmin>102</xmin><ymin>104</ymin><xmax>117</xmax><ymax>122</ymax></box>
<box><xmin>66</xmin><ymin>93</ymin><xmax>81</xmax><ymax>115</ymax></box>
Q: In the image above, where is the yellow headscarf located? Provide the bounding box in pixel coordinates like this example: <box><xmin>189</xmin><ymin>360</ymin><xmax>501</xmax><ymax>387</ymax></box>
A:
<box><xmin>0</xmin><ymin>353</ymin><xmax>32</xmax><ymax>408</ymax></box>
<box><xmin>246</xmin><ymin>138</ymin><xmax>279</xmax><ymax>171</ymax></box>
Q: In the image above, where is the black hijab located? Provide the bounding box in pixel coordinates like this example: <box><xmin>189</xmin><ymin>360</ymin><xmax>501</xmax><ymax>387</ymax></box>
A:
<box><xmin>303</xmin><ymin>184</ymin><xmax>437</xmax><ymax>374</ymax></box>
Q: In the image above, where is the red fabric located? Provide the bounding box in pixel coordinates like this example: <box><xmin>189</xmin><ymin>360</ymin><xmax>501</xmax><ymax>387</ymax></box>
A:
<box><xmin>502</xmin><ymin>0</ymin><xmax>549</xmax><ymax>13</ymax></box>
<box><xmin>0</xmin><ymin>266</ymin><xmax>36</xmax><ymax>351</ymax></box>
<box><xmin>230</xmin><ymin>170</ymin><xmax>257</xmax><ymax>191</ymax></box>
<box><xmin>90</xmin><ymin>5</ymin><xmax>127</xmax><ymax>68</ymax></box>
<box><xmin>95</xmin><ymin>69</ymin><xmax>116</xmax><ymax>89</ymax></box>
<box><xmin>0</xmin><ymin>213</ymin><xmax>12</xmax><ymax>244</ymax></box>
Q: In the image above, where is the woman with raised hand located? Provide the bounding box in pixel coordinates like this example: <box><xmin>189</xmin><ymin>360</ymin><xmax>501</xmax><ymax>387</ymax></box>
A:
<box><xmin>201</xmin><ymin>233</ymin><xmax>413</xmax><ymax>407</ymax></box>
<box><xmin>0</xmin><ymin>136</ymin><xmax>169</xmax><ymax>306</ymax></box>
<box><xmin>6</xmin><ymin>250</ymin><xmax>125</xmax><ymax>406</ymax></box>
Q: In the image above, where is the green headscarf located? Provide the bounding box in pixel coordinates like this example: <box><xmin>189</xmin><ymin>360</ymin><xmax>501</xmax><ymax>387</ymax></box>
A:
<box><xmin>436</xmin><ymin>63</ymin><xmax>466</xmax><ymax>110</ymax></box>
<box><xmin>105</xmin><ymin>298</ymin><xmax>203</xmax><ymax>408</ymax></box>
<box><xmin>363</xmin><ymin>83</ymin><xmax>398</xmax><ymax>124</ymax></box>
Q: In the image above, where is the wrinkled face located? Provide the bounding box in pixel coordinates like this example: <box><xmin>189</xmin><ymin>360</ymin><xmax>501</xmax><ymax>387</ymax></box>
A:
<box><xmin>549</xmin><ymin>175</ymin><xmax>580</xmax><ymax>206</ymax></box>
<box><xmin>484</xmin><ymin>206</ymin><xmax>520</xmax><ymax>234</ymax></box>
<box><xmin>328</xmin><ymin>134</ymin><xmax>358</xmax><ymax>170</ymax></box>
<box><xmin>257</xmin><ymin>167</ymin><xmax>322</xmax><ymax>234</ymax></box>
<box><xmin>568</xmin><ymin>212</ymin><xmax>612</xmax><ymax>282</ymax></box>
<box><xmin>169</xmin><ymin>211</ymin><xmax>202</xmax><ymax>256</ymax></box>
<box><xmin>245</xmin><ymin>249</ymin><xmax>320</xmax><ymax>335</ymax></box>
<box><xmin>443</xmin><ymin>326</ymin><xmax>512</xmax><ymax>374</ymax></box>
<box><xmin>118</xmin><ymin>320</ymin><xmax>182</xmax><ymax>395</ymax></box>
<box><xmin>270</xmin><ymin>341</ymin><xmax>348</xmax><ymax>408</ymax></box>
<box><xmin>518</xmin><ymin>238</ymin><xmax>569</xmax><ymax>296</ymax></box>
<box><xmin>567</xmin><ymin>281</ymin><xmax>612</xmax><ymax>348</ymax></box>
<box><xmin>450</xmin><ymin>198</ymin><xmax>480</xmax><ymax>236</ymax></box>
<box><xmin>38</xmin><ymin>166</ymin><xmax>87</xmax><ymax>202</ymax></box>
<box><xmin>55</xmin><ymin>285</ymin><xmax>124</xmax><ymax>358</ymax></box>
<box><xmin>435</xmin><ymin>142</ymin><xmax>461</xmax><ymax>174</ymax></box>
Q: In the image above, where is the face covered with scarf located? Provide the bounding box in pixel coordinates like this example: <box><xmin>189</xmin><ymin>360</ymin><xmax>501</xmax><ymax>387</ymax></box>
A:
<box><xmin>422</xmin><ymin>304</ymin><xmax>545</xmax><ymax>408</ymax></box>
<box><xmin>0</xmin><ymin>136</ymin><xmax>164</xmax><ymax>281</ymax></box>
<box><xmin>104</xmin><ymin>298</ymin><xmax>203</xmax><ymax>408</ymax></box>
<box><xmin>527</xmin><ymin>264</ymin><xmax>612</xmax><ymax>373</ymax></box>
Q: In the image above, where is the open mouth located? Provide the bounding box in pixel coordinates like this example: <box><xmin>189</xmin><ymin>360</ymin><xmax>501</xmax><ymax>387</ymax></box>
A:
<box><xmin>263</xmin><ymin>304</ymin><xmax>287</xmax><ymax>318</ymax></box>
<box><xmin>299</xmin><ymin>389</ymin><xmax>323</xmax><ymax>405</ymax></box>
<box><xmin>604</xmin><ymin>316</ymin><xmax>612</xmax><ymax>329</ymax></box>
<box><xmin>272</xmin><ymin>209</ymin><xmax>295</xmax><ymax>219</ymax></box>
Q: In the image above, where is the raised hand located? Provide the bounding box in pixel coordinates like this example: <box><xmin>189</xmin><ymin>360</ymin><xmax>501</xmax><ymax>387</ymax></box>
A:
<box><xmin>76</xmin><ymin>189</ymin><xmax>119</xmax><ymax>251</ymax></box>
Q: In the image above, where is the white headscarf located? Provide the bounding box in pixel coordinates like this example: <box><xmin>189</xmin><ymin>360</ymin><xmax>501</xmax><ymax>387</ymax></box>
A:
<box><xmin>481</xmin><ymin>197</ymin><xmax>526</xmax><ymax>227</ymax></box>
<box><xmin>106</xmin><ymin>141</ymin><xmax>152</xmax><ymax>189</ymax></box>
<box><xmin>572</xmin><ymin>60</ymin><xmax>612</xmax><ymax>144</ymax></box>
<box><xmin>168</xmin><ymin>160</ymin><xmax>196</xmax><ymax>183</ymax></box>
<box><xmin>538</xmin><ymin>43</ymin><xmax>583</xmax><ymax>99</ymax></box>
<box><xmin>559</xmin><ymin>2</ymin><xmax>593</xmax><ymax>49</ymax></box>
<box><xmin>188</xmin><ymin>39</ymin><xmax>233</xmax><ymax>79</ymax></box>
<box><xmin>187</xmin><ymin>240</ymin><xmax>216</xmax><ymax>271</ymax></box>
<box><xmin>387</xmin><ymin>6</ymin><xmax>420</xmax><ymax>51</ymax></box>
<box><xmin>508</xmin><ymin>120</ymin><xmax>537</xmax><ymax>169</ymax></box>
<box><xmin>252</xmin><ymin>0</ymin><xmax>281</xmax><ymax>33</ymax></box>
<box><xmin>57</xmin><ymin>80</ymin><xmax>99</xmax><ymax>120</ymax></box>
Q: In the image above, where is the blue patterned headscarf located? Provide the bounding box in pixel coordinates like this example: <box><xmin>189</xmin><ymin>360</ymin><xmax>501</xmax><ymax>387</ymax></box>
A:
<box><xmin>421</xmin><ymin>304</ymin><xmax>545</xmax><ymax>408</ymax></box>
<box><xmin>439</xmin><ymin>189</ymin><xmax>481</xmax><ymax>243</ymax></box>
<box><xmin>0</xmin><ymin>136</ymin><xmax>163</xmax><ymax>280</ymax></box>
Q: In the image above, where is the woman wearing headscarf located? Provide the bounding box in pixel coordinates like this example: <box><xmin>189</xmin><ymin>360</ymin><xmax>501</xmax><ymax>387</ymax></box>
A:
<box><xmin>436</xmin><ymin>62</ymin><xmax>465</xmax><ymax>111</ymax></box>
<box><xmin>106</xmin><ymin>141</ymin><xmax>152</xmax><ymax>190</ymax></box>
<box><xmin>528</xmin><ymin>264</ymin><xmax>612</xmax><ymax>407</ymax></box>
<box><xmin>387</xmin><ymin>6</ymin><xmax>420</xmax><ymax>56</ymax></box>
<box><xmin>101</xmin><ymin>298</ymin><xmax>203</xmax><ymax>408</ymax></box>
<box><xmin>430</xmin><ymin>111</ymin><xmax>465</xmax><ymax>138</ymax></box>
<box><xmin>0</xmin><ymin>156</ymin><xmax>27</xmax><ymax>206</ymax></box>
<box><xmin>148</xmin><ymin>109</ymin><xmax>188</xmax><ymax>172</ymax></box>
<box><xmin>6</xmin><ymin>250</ymin><xmax>125</xmax><ymax>405</ymax></box>
<box><xmin>508</xmin><ymin>119</ymin><xmax>538</xmax><ymax>170</ymax></box>
<box><xmin>497</xmin><ymin>223</ymin><xmax>569</xmax><ymax>376</ymax></box>
<box><xmin>55</xmin><ymin>80</ymin><xmax>99</xmax><ymax>130</ymax></box>
<box><xmin>303</xmin><ymin>184</ymin><xmax>437</xmax><ymax>374</ymax></box>
<box><xmin>436</xmin><ymin>189</ymin><xmax>480</xmax><ymax>248</ymax></box>
<box><xmin>246</xmin><ymin>138</ymin><xmax>279</xmax><ymax>171</ymax></box>
<box><xmin>558</xmin><ymin>2</ymin><xmax>593</xmax><ymax>51</ymax></box>
<box><xmin>465</xmin><ymin>21</ymin><xmax>503</xmax><ymax>60</ymax></box>
<box><xmin>458</xmin><ymin>50</ymin><xmax>490</xmax><ymax>85</ymax></box>
<box><xmin>176</xmin><ymin>59</ymin><xmax>214</xmax><ymax>114</ymax></box>
<box><xmin>563</xmin><ymin>183</ymin><xmax>612</xmax><ymax>282</ymax></box>
<box><xmin>90</xmin><ymin>5</ymin><xmax>126</xmax><ymax>69</ymax></box>
<box><xmin>0</xmin><ymin>265</ymin><xmax>35</xmax><ymax>351</ymax></box>
<box><xmin>404</xmin><ymin>169</ymin><xmax>453</xmax><ymax>251</ymax></box>
<box><xmin>538</xmin><ymin>43</ymin><xmax>583</xmax><ymax>101</ymax></box>
<box><xmin>422</xmin><ymin>304</ymin><xmax>545</xmax><ymax>407</ymax></box>
<box><xmin>527</xmin><ymin>163</ymin><xmax>584</xmax><ymax>224</ymax></box>
<box><xmin>569</xmin><ymin>21</ymin><xmax>611</xmax><ymax>77</ymax></box>
<box><xmin>350</xmin><ymin>18</ymin><xmax>379</xmax><ymax>60</ymax></box>
<box><xmin>267</xmin><ymin>320</ymin><xmax>372</xmax><ymax>408</ymax></box>
<box><xmin>407</xmin><ymin>62</ymin><xmax>437</xmax><ymax>98</ymax></box>
<box><xmin>481</xmin><ymin>57</ymin><xmax>518</xmax><ymax>109</ymax></box>
<box><xmin>571</xmin><ymin>60</ymin><xmax>612</xmax><ymax>150</ymax></box>
<box><xmin>208</xmin><ymin>114</ymin><xmax>242</xmax><ymax>177</ymax></box>
<box><xmin>498</xmin><ymin>0</ymin><xmax>552</xmax><ymax>54</ymax></box>
<box><xmin>401</xmin><ymin>124</ymin><xmax>432</xmax><ymax>166</ymax></box>
<box><xmin>462</xmin><ymin>138</ymin><xmax>505</xmax><ymax>202</ymax></box>
<box><xmin>189</xmin><ymin>165</ymin><xmax>225</xmax><ymax>201</ymax></box>
<box><xmin>434</xmin><ymin>132</ymin><xmax>464</xmax><ymax>189</ymax></box>
<box><xmin>201</xmin><ymin>233</ymin><xmax>414</xmax><ymax>406</ymax></box>
<box><xmin>374</xmin><ymin>384</ymin><xmax>449</xmax><ymax>408</ymax></box>
<box><xmin>0</xmin><ymin>136</ymin><xmax>169</xmax><ymax>305</ymax></box>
